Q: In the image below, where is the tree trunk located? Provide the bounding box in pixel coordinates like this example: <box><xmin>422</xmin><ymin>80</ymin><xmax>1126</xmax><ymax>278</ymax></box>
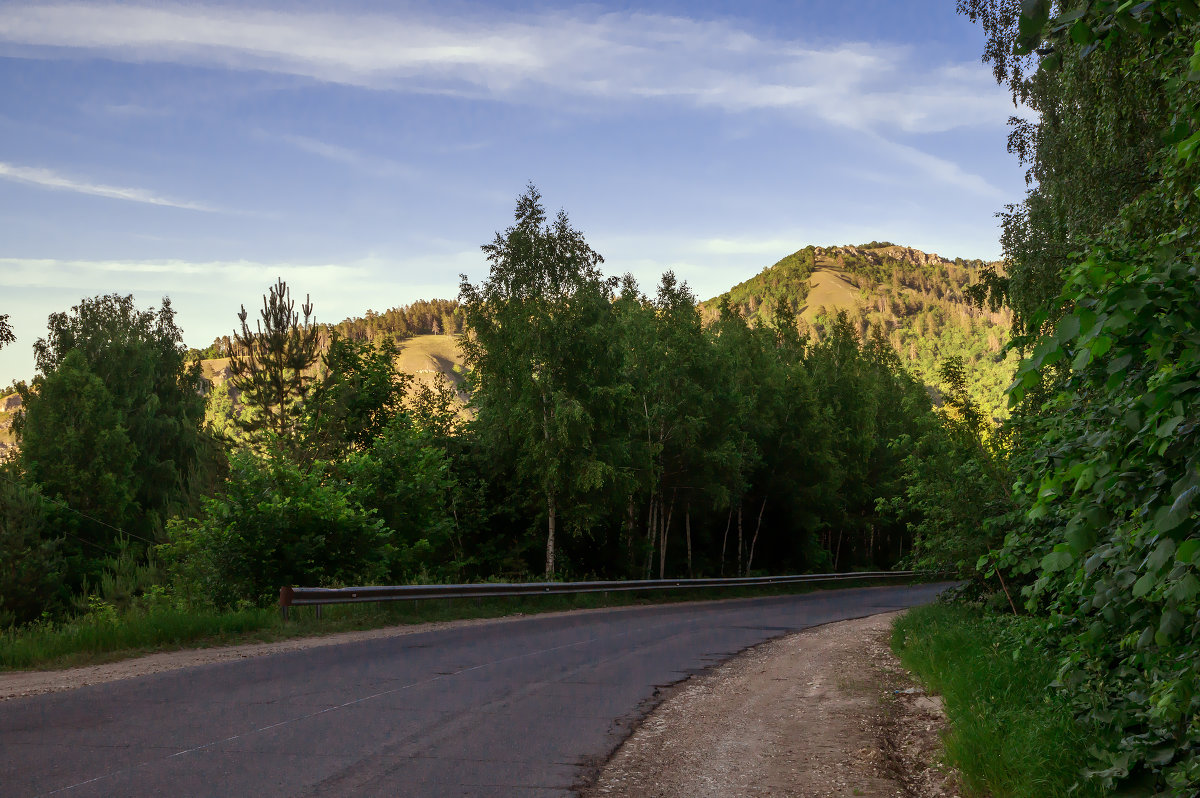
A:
<box><xmin>542</xmin><ymin>390</ymin><xmax>556</xmax><ymax>578</ymax></box>
<box><xmin>685</xmin><ymin>502</ymin><xmax>693</xmax><ymax>578</ymax></box>
<box><xmin>626</xmin><ymin>496</ymin><xmax>637</xmax><ymax>571</ymax></box>
<box><xmin>719</xmin><ymin>508</ymin><xmax>732</xmax><ymax>577</ymax></box>
<box><xmin>745</xmin><ymin>496</ymin><xmax>768</xmax><ymax>576</ymax></box>
<box><xmin>834</xmin><ymin>528</ymin><xmax>843</xmax><ymax>571</ymax></box>
<box><xmin>644</xmin><ymin>497</ymin><xmax>657</xmax><ymax>579</ymax></box>
<box><xmin>736</xmin><ymin>502</ymin><xmax>744</xmax><ymax>576</ymax></box>
<box><xmin>545</xmin><ymin>492</ymin><xmax>557</xmax><ymax>577</ymax></box>
<box><xmin>658</xmin><ymin>491</ymin><xmax>675</xmax><ymax>579</ymax></box>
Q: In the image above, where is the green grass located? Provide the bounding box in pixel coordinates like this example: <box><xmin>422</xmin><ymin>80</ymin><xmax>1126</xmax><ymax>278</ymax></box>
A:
<box><xmin>892</xmin><ymin>603</ymin><xmax>1109</xmax><ymax>798</ymax></box>
<box><xmin>2</xmin><ymin>576</ymin><xmax>913</xmax><ymax>672</ymax></box>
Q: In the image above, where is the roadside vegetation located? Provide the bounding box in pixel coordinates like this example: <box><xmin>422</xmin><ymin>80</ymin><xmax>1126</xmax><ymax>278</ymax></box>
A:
<box><xmin>1</xmin><ymin>183</ymin><xmax>975</xmax><ymax>671</ymax></box>
<box><xmin>893</xmin><ymin>603</ymin><xmax>1106</xmax><ymax>798</ymax></box>
<box><xmin>888</xmin><ymin>2</ymin><xmax>1200</xmax><ymax>795</ymax></box>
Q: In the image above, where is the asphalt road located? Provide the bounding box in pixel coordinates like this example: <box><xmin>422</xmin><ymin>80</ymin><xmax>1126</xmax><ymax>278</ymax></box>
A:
<box><xmin>1</xmin><ymin>583</ymin><xmax>949</xmax><ymax>797</ymax></box>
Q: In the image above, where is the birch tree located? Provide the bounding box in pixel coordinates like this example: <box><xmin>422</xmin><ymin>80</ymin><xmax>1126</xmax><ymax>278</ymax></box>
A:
<box><xmin>460</xmin><ymin>185</ymin><xmax>621</xmax><ymax>576</ymax></box>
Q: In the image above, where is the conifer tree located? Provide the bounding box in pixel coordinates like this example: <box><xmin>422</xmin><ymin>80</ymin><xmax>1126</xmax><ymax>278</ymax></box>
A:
<box><xmin>229</xmin><ymin>279</ymin><xmax>320</xmax><ymax>446</ymax></box>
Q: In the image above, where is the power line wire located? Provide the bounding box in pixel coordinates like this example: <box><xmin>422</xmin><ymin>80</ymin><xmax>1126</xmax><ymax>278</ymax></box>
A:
<box><xmin>0</xmin><ymin>470</ymin><xmax>159</xmax><ymax>552</ymax></box>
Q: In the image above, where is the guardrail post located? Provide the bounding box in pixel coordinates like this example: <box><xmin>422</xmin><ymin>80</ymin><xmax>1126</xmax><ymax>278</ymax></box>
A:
<box><xmin>279</xmin><ymin>586</ymin><xmax>293</xmax><ymax>622</ymax></box>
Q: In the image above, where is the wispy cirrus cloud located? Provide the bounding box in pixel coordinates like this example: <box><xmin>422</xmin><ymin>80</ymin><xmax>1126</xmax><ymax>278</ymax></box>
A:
<box><xmin>272</xmin><ymin>134</ymin><xmax>419</xmax><ymax>181</ymax></box>
<box><xmin>0</xmin><ymin>161</ymin><xmax>216</xmax><ymax>210</ymax></box>
<box><xmin>0</xmin><ymin>3</ymin><xmax>1018</xmax><ymax>136</ymax></box>
<box><xmin>0</xmin><ymin>252</ymin><xmax>473</xmax><ymax>299</ymax></box>
<box><xmin>0</xmin><ymin>256</ymin><xmax>378</xmax><ymax>294</ymax></box>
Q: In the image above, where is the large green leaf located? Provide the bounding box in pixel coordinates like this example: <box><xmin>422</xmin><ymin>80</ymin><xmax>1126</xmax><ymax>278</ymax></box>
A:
<box><xmin>1042</xmin><ymin>549</ymin><xmax>1075</xmax><ymax>572</ymax></box>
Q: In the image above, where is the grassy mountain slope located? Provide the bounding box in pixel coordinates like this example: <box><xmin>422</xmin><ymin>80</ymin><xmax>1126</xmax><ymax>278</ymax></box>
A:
<box><xmin>199</xmin><ymin>334</ymin><xmax>466</xmax><ymax>397</ymax></box>
<box><xmin>700</xmin><ymin>243</ymin><xmax>1017</xmax><ymax>419</ymax></box>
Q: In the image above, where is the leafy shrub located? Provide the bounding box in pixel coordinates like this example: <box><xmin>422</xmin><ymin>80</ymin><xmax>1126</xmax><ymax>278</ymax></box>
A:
<box><xmin>335</xmin><ymin>417</ymin><xmax>458</xmax><ymax>580</ymax></box>
<box><xmin>161</xmin><ymin>451</ymin><xmax>391</xmax><ymax>608</ymax></box>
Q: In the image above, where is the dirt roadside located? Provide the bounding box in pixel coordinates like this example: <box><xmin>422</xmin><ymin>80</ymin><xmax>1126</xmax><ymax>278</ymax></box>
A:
<box><xmin>584</xmin><ymin>611</ymin><xmax>959</xmax><ymax>798</ymax></box>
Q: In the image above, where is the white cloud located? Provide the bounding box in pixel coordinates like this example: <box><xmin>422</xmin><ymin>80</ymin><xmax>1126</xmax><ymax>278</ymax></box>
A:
<box><xmin>0</xmin><ymin>252</ymin><xmax>473</xmax><ymax>301</ymax></box>
<box><xmin>0</xmin><ymin>3</ymin><xmax>1018</xmax><ymax>135</ymax></box>
<box><xmin>273</xmin><ymin>133</ymin><xmax>418</xmax><ymax>180</ymax></box>
<box><xmin>0</xmin><ymin>256</ymin><xmax>363</xmax><ymax>292</ymax></box>
<box><xmin>870</xmin><ymin>136</ymin><xmax>1006</xmax><ymax>199</ymax></box>
<box><xmin>0</xmin><ymin>161</ymin><xmax>216</xmax><ymax>210</ymax></box>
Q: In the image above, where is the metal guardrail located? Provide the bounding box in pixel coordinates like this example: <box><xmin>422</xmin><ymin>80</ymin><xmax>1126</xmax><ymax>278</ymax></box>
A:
<box><xmin>278</xmin><ymin>570</ymin><xmax>924</xmax><ymax>620</ymax></box>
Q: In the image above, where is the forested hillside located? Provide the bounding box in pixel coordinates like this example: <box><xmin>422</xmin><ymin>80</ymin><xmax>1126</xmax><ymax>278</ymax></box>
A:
<box><xmin>187</xmin><ymin>298</ymin><xmax>466</xmax><ymax>361</ymax></box>
<box><xmin>701</xmin><ymin>243</ymin><xmax>1017</xmax><ymax>419</ymax></box>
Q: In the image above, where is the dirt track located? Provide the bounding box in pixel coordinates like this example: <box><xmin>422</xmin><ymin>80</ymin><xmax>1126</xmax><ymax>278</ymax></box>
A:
<box><xmin>586</xmin><ymin>612</ymin><xmax>959</xmax><ymax>798</ymax></box>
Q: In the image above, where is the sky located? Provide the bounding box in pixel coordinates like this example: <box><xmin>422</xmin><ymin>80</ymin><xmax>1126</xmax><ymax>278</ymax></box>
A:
<box><xmin>0</xmin><ymin>1</ymin><xmax>1030</xmax><ymax>385</ymax></box>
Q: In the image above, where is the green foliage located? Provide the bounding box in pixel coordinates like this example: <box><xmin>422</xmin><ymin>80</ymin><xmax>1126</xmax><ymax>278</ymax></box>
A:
<box><xmin>335</xmin><ymin>417</ymin><xmax>458</xmax><ymax>579</ymax></box>
<box><xmin>958</xmin><ymin>0</ymin><xmax>1177</xmax><ymax>343</ymax></box>
<box><xmin>0</xmin><ymin>314</ymin><xmax>13</xmax><ymax>350</ymax></box>
<box><xmin>327</xmin><ymin>298</ymin><xmax>465</xmax><ymax>341</ymax></box>
<box><xmin>17</xmin><ymin>294</ymin><xmax>211</xmax><ymax>547</ymax></box>
<box><xmin>160</xmin><ymin>451</ymin><xmax>391</xmax><ymax>608</ymax></box>
<box><xmin>195</xmin><ymin>299</ymin><xmax>465</xmax><ymax>360</ymax></box>
<box><xmin>229</xmin><ymin>278</ymin><xmax>321</xmax><ymax>446</ymax></box>
<box><xmin>5</xmin><ymin>188</ymin><xmax>988</xmax><ymax>656</ymax></box>
<box><xmin>893</xmin><ymin>603</ymin><xmax>1108</xmax><ymax>798</ymax></box>
<box><xmin>203</xmin><ymin>378</ymin><xmax>251</xmax><ymax>444</ymax></box>
<box><xmin>304</xmin><ymin>335</ymin><xmax>411</xmax><ymax>459</ymax></box>
<box><xmin>19</xmin><ymin>350</ymin><xmax>137</xmax><ymax>536</ymax></box>
<box><xmin>0</xmin><ymin>471</ymin><xmax>68</xmax><ymax>626</ymax></box>
<box><xmin>804</xmin><ymin>313</ymin><xmax>938</xmax><ymax>570</ymax></box>
<box><xmin>0</xmin><ymin>602</ymin><xmax>277</xmax><ymax>671</ymax></box>
<box><xmin>948</xmin><ymin>3</ymin><xmax>1200</xmax><ymax>792</ymax></box>
<box><xmin>881</xmin><ymin>358</ymin><xmax>1013</xmax><ymax>584</ymax></box>
<box><xmin>719</xmin><ymin>245</ymin><xmax>817</xmax><ymax>316</ymax></box>
<box><xmin>460</xmin><ymin>184</ymin><xmax>623</xmax><ymax>576</ymax></box>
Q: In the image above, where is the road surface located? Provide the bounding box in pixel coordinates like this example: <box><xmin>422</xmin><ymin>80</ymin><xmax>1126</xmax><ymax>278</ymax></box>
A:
<box><xmin>0</xmin><ymin>583</ymin><xmax>949</xmax><ymax>797</ymax></box>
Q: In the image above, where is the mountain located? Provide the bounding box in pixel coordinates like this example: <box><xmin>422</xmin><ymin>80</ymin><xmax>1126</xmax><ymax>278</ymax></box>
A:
<box><xmin>699</xmin><ymin>242</ymin><xmax>1017</xmax><ymax>419</ymax></box>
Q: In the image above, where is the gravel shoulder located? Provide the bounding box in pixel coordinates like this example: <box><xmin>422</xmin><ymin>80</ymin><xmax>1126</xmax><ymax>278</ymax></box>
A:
<box><xmin>585</xmin><ymin>611</ymin><xmax>960</xmax><ymax>798</ymax></box>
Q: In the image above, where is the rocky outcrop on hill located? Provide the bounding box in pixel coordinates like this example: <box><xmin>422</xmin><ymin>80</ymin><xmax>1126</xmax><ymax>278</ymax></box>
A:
<box><xmin>813</xmin><ymin>244</ymin><xmax>958</xmax><ymax>270</ymax></box>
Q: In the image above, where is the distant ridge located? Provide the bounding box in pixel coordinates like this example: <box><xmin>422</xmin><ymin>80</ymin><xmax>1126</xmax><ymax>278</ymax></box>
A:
<box><xmin>700</xmin><ymin>242</ymin><xmax>1015</xmax><ymax>418</ymax></box>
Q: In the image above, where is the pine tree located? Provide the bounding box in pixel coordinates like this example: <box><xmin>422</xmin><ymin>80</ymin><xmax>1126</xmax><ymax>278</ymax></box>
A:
<box><xmin>229</xmin><ymin>279</ymin><xmax>320</xmax><ymax>447</ymax></box>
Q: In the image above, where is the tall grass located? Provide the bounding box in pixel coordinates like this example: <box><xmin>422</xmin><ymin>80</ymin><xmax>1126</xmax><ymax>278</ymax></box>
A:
<box><xmin>892</xmin><ymin>603</ymin><xmax>1109</xmax><ymax>798</ymax></box>
<box><xmin>1</xmin><ymin>607</ymin><xmax>279</xmax><ymax>671</ymax></box>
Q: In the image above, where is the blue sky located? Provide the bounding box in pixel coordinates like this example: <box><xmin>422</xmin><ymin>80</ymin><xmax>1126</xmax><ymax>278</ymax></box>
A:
<box><xmin>0</xmin><ymin>1</ymin><xmax>1028</xmax><ymax>385</ymax></box>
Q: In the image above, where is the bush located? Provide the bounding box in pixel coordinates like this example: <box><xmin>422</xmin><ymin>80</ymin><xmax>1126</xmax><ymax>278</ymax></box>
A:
<box><xmin>0</xmin><ymin>473</ymin><xmax>69</xmax><ymax>626</ymax></box>
<box><xmin>161</xmin><ymin>451</ymin><xmax>392</xmax><ymax>608</ymax></box>
<box><xmin>336</xmin><ymin>417</ymin><xmax>458</xmax><ymax>579</ymax></box>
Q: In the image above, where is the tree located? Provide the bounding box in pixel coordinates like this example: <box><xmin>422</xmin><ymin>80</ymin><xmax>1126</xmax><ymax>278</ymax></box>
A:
<box><xmin>304</xmin><ymin>334</ymin><xmax>410</xmax><ymax>460</ymax></box>
<box><xmin>229</xmin><ymin>279</ymin><xmax>320</xmax><ymax>446</ymax></box>
<box><xmin>460</xmin><ymin>185</ymin><xmax>623</xmax><ymax>576</ymax></box>
<box><xmin>0</xmin><ymin>314</ymin><xmax>13</xmax><ymax>349</ymax></box>
<box><xmin>956</xmin><ymin>0</ymin><xmax>1173</xmax><ymax>343</ymax></box>
<box><xmin>18</xmin><ymin>294</ymin><xmax>210</xmax><ymax>545</ymax></box>
<box><xmin>0</xmin><ymin>470</ymin><xmax>68</xmax><ymax>625</ymax></box>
